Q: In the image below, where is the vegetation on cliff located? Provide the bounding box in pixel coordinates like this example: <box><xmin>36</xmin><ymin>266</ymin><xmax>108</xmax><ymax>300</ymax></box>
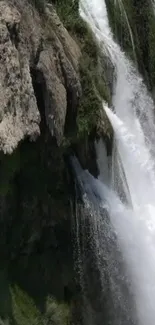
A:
<box><xmin>54</xmin><ymin>0</ymin><xmax>111</xmax><ymax>138</ymax></box>
<box><xmin>11</xmin><ymin>286</ymin><xmax>70</xmax><ymax>325</ymax></box>
<box><xmin>30</xmin><ymin>0</ymin><xmax>111</xmax><ymax>138</ymax></box>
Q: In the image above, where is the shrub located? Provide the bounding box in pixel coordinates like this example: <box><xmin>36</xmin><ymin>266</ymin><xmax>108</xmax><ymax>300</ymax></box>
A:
<box><xmin>11</xmin><ymin>287</ymin><xmax>70</xmax><ymax>325</ymax></box>
<box><xmin>11</xmin><ymin>286</ymin><xmax>42</xmax><ymax>325</ymax></box>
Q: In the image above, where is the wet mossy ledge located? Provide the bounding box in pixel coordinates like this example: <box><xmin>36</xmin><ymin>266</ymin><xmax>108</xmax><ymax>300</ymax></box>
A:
<box><xmin>105</xmin><ymin>0</ymin><xmax>155</xmax><ymax>90</ymax></box>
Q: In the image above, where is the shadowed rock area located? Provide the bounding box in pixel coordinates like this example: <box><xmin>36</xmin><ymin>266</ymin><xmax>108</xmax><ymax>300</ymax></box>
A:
<box><xmin>0</xmin><ymin>0</ymin><xmax>117</xmax><ymax>323</ymax></box>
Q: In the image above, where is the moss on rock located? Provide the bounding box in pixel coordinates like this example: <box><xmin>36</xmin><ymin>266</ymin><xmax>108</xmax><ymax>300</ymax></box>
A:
<box><xmin>11</xmin><ymin>285</ymin><xmax>70</xmax><ymax>325</ymax></box>
<box><xmin>53</xmin><ymin>0</ymin><xmax>111</xmax><ymax>139</ymax></box>
<box><xmin>11</xmin><ymin>285</ymin><xmax>42</xmax><ymax>325</ymax></box>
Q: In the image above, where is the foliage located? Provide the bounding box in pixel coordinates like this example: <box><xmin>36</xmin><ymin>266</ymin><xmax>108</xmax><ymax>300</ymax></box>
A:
<box><xmin>0</xmin><ymin>318</ymin><xmax>10</xmax><ymax>325</ymax></box>
<box><xmin>11</xmin><ymin>286</ymin><xmax>42</xmax><ymax>325</ymax></box>
<box><xmin>52</xmin><ymin>0</ymin><xmax>79</xmax><ymax>32</ymax></box>
<box><xmin>77</xmin><ymin>56</ymin><xmax>102</xmax><ymax>136</ymax></box>
<box><xmin>11</xmin><ymin>286</ymin><xmax>70</xmax><ymax>325</ymax></box>
<box><xmin>53</xmin><ymin>0</ymin><xmax>111</xmax><ymax>138</ymax></box>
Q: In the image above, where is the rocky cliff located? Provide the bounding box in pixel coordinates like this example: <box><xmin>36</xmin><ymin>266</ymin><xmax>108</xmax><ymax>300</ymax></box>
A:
<box><xmin>0</xmin><ymin>0</ymin><xmax>82</xmax><ymax>152</ymax></box>
<box><xmin>0</xmin><ymin>0</ymin><xmax>155</xmax><ymax>324</ymax></box>
<box><xmin>0</xmin><ymin>0</ymin><xmax>112</xmax><ymax>324</ymax></box>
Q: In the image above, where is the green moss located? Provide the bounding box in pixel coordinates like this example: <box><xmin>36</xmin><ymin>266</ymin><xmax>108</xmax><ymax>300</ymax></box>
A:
<box><xmin>52</xmin><ymin>0</ymin><xmax>111</xmax><ymax>138</ymax></box>
<box><xmin>11</xmin><ymin>286</ymin><xmax>70</xmax><ymax>325</ymax></box>
<box><xmin>52</xmin><ymin>0</ymin><xmax>79</xmax><ymax>32</ymax></box>
<box><xmin>11</xmin><ymin>286</ymin><xmax>42</xmax><ymax>325</ymax></box>
<box><xmin>77</xmin><ymin>57</ymin><xmax>101</xmax><ymax>137</ymax></box>
<box><xmin>77</xmin><ymin>47</ymin><xmax>111</xmax><ymax>137</ymax></box>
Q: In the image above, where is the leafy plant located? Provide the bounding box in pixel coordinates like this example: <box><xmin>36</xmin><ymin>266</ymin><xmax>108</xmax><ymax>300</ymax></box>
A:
<box><xmin>11</xmin><ymin>286</ymin><xmax>70</xmax><ymax>325</ymax></box>
<box><xmin>11</xmin><ymin>286</ymin><xmax>42</xmax><ymax>325</ymax></box>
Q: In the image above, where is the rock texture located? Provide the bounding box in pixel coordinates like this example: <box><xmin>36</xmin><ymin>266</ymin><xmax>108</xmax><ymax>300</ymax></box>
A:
<box><xmin>0</xmin><ymin>0</ymin><xmax>81</xmax><ymax>153</ymax></box>
<box><xmin>37</xmin><ymin>4</ymin><xmax>81</xmax><ymax>143</ymax></box>
<box><xmin>0</xmin><ymin>1</ymin><xmax>40</xmax><ymax>154</ymax></box>
<box><xmin>0</xmin><ymin>1</ymin><xmax>101</xmax><ymax>324</ymax></box>
<box><xmin>0</xmin><ymin>2</ymin><xmax>83</xmax><ymax>320</ymax></box>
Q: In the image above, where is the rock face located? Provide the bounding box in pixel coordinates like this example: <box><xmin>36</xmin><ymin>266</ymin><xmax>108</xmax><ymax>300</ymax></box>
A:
<box><xmin>0</xmin><ymin>1</ymin><xmax>83</xmax><ymax>323</ymax></box>
<box><xmin>0</xmin><ymin>1</ymin><xmax>103</xmax><ymax>324</ymax></box>
<box><xmin>0</xmin><ymin>0</ymin><xmax>81</xmax><ymax>153</ymax></box>
<box><xmin>37</xmin><ymin>5</ymin><xmax>81</xmax><ymax>143</ymax></box>
<box><xmin>0</xmin><ymin>1</ymin><xmax>40</xmax><ymax>154</ymax></box>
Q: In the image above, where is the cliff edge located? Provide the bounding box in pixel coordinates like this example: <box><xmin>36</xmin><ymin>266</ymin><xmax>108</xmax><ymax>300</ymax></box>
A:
<box><xmin>0</xmin><ymin>0</ymin><xmax>81</xmax><ymax>153</ymax></box>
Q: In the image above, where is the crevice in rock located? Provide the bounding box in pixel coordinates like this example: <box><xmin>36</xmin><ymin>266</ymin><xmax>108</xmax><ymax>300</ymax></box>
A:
<box><xmin>6</xmin><ymin>23</ymin><xmax>20</xmax><ymax>50</ymax></box>
<box><xmin>30</xmin><ymin>66</ymin><xmax>46</xmax><ymax>133</ymax></box>
<box><xmin>58</xmin><ymin>53</ymin><xmax>80</xmax><ymax>137</ymax></box>
<box><xmin>71</xmin><ymin>134</ymin><xmax>98</xmax><ymax>178</ymax></box>
<box><xmin>64</xmin><ymin>86</ymin><xmax>78</xmax><ymax>137</ymax></box>
<box><xmin>64</xmin><ymin>76</ymin><xmax>80</xmax><ymax>137</ymax></box>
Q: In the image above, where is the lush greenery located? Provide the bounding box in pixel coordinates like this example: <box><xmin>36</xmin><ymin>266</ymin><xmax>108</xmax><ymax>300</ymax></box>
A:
<box><xmin>50</xmin><ymin>0</ymin><xmax>111</xmax><ymax>138</ymax></box>
<box><xmin>11</xmin><ymin>286</ymin><xmax>70</xmax><ymax>325</ymax></box>
<box><xmin>0</xmin><ymin>283</ymin><xmax>70</xmax><ymax>325</ymax></box>
<box><xmin>29</xmin><ymin>0</ymin><xmax>112</xmax><ymax>138</ymax></box>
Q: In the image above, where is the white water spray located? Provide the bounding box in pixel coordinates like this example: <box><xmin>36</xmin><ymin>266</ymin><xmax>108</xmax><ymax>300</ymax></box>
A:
<box><xmin>79</xmin><ymin>0</ymin><xmax>155</xmax><ymax>324</ymax></box>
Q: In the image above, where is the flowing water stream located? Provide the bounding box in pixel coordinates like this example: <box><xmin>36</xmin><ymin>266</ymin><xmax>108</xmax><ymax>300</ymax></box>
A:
<box><xmin>72</xmin><ymin>0</ymin><xmax>155</xmax><ymax>324</ymax></box>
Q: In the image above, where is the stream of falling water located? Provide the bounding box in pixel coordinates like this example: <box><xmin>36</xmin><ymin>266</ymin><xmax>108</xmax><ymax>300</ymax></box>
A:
<box><xmin>117</xmin><ymin>0</ymin><xmax>136</xmax><ymax>60</ymax></box>
<box><xmin>75</xmin><ymin>0</ymin><xmax>155</xmax><ymax>324</ymax></box>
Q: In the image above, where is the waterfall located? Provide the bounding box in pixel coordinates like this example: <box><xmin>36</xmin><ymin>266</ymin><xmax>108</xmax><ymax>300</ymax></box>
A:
<box><xmin>72</xmin><ymin>0</ymin><xmax>155</xmax><ymax>324</ymax></box>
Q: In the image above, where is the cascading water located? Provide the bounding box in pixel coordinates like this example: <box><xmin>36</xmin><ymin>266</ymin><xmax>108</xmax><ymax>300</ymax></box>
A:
<box><xmin>116</xmin><ymin>0</ymin><xmax>136</xmax><ymax>61</ymax></box>
<box><xmin>72</xmin><ymin>0</ymin><xmax>155</xmax><ymax>324</ymax></box>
